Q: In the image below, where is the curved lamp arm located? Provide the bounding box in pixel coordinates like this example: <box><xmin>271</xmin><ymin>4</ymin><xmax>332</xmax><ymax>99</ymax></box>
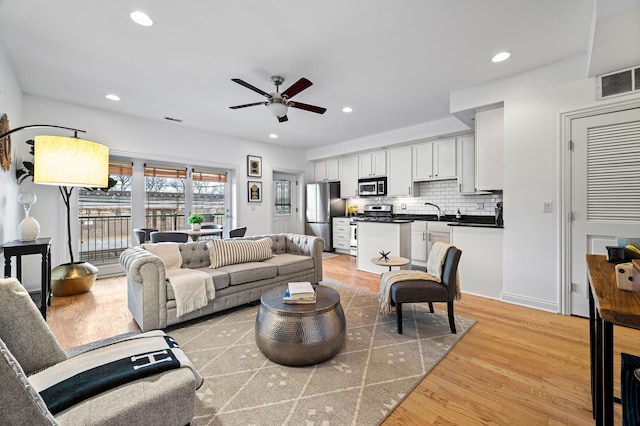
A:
<box><xmin>0</xmin><ymin>124</ymin><xmax>86</xmax><ymax>139</ymax></box>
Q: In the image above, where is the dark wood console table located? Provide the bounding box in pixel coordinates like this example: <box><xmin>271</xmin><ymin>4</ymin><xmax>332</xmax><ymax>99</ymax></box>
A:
<box><xmin>2</xmin><ymin>237</ymin><xmax>52</xmax><ymax>319</ymax></box>
<box><xmin>587</xmin><ymin>254</ymin><xmax>640</xmax><ymax>426</ymax></box>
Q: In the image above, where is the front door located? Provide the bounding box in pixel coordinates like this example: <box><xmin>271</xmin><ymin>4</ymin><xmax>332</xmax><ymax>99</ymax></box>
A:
<box><xmin>272</xmin><ymin>172</ymin><xmax>298</xmax><ymax>234</ymax></box>
<box><xmin>570</xmin><ymin>107</ymin><xmax>640</xmax><ymax>316</ymax></box>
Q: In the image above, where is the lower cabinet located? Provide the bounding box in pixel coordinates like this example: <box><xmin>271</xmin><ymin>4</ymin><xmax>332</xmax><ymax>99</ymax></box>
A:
<box><xmin>411</xmin><ymin>221</ymin><xmax>428</xmax><ymax>267</ymax></box>
<box><xmin>332</xmin><ymin>217</ymin><xmax>351</xmax><ymax>254</ymax></box>
<box><xmin>450</xmin><ymin>226</ymin><xmax>503</xmax><ymax>299</ymax></box>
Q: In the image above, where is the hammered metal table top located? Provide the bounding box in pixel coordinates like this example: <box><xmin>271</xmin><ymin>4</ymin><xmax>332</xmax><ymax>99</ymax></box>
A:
<box><xmin>260</xmin><ymin>285</ymin><xmax>340</xmax><ymax>316</ymax></box>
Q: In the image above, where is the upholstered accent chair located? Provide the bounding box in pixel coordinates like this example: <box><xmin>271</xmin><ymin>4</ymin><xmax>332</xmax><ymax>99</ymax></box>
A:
<box><xmin>0</xmin><ymin>277</ymin><xmax>201</xmax><ymax>425</ymax></box>
<box><xmin>387</xmin><ymin>246</ymin><xmax>462</xmax><ymax>334</ymax></box>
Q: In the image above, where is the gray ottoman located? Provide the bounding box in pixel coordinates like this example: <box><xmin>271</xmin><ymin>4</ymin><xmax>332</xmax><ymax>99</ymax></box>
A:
<box><xmin>255</xmin><ymin>285</ymin><xmax>346</xmax><ymax>366</ymax></box>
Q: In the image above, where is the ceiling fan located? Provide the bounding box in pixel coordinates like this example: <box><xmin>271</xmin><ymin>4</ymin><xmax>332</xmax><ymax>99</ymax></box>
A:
<box><xmin>229</xmin><ymin>76</ymin><xmax>327</xmax><ymax>122</ymax></box>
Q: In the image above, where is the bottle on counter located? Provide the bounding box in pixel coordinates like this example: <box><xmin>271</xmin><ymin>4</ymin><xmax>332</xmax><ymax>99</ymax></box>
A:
<box><xmin>455</xmin><ymin>209</ymin><xmax>462</xmax><ymax>221</ymax></box>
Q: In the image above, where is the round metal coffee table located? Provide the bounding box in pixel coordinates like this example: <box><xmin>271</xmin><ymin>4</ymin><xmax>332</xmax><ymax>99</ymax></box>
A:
<box><xmin>255</xmin><ymin>285</ymin><xmax>346</xmax><ymax>366</ymax></box>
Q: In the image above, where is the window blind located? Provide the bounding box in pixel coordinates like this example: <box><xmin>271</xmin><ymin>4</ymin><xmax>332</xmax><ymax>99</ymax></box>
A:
<box><xmin>587</xmin><ymin>121</ymin><xmax>640</xmax><ymax>221</ymax></box>
<box><xmin>144</xmin><ymin>164</ymin><xmax>187</xmax><ymax>179</ymax></box>
<box><xmin>192</xmin><ymin>168</ymin><xmax>227</xmax><ymax>183</ymax></box>
<box><xmin>109</xmin><ymin>160</ymin><xmax>133</xmax><ymax>176</ymax></box>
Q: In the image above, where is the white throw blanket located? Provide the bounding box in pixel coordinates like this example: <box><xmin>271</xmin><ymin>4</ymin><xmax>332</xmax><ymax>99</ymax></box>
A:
<box><xmin>142</xmin><ymin>243</ymin><xmax>215</xmax><ymax>317</ymax></box>
<box><xmin>378</xmin><ymin>242</ymin><xmax>460</xmax><ymax>315</ymax></box>
<box><xmin>166</xmin><ymin>269</ymin><xmax>215</xmax><ymax>317</ymax></box>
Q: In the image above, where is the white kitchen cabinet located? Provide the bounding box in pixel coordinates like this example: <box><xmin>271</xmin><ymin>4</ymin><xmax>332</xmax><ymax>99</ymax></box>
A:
<box><xmin>411</xmin><ymin>221</ymin><xmax>428</xmax><ymax>267</ymax></box>
<box><xmin>412</xmin><ymin>139</ymin><xmax>456</xmax><ymax>181</ymax></box>
<box><xmin>359</xmin><ymin>150</ymin><xmax>387</xmax><ymax>178</ymax></box>
<box><xmin>457</xmin><ymin>135</ymin><xmax>476</xmax><ymax>194</ymax></box>
<box><xmin>332</xmin><ymin>217</ymin><xmax>351</xmax><ymax>254</ymax></box>
<box><xmin>339</xmin><ymin>156</ymin><xmax>359</xmax><ymax>198</ymax></box>
<box><xmin>426</xmin><ymin>221</ymin><xmax>451</xmax><ymax>260</ymax></box>
<box><xmin>315</xmin><ymin>158</ymin><xmax>340</xmax><ymax>182</ymax></box>
<box><xmin>450</xmin><ymin>226</ymin><xmax>503</xmax><ymax>299</ymax></box>
<box><xmin>387</xmin><ymin>146</ymin><xmax>415</xmax><ymax>196</ymax></box>
<box><xmin>475</xmin><ymin>106</ymin><xmax>504</xmax><ymax>191</ymax></box>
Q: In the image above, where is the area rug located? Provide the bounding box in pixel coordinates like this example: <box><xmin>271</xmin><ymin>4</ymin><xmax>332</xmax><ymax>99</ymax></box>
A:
<box><xmin>167</xmin><ymin>279</ymin><xmax>475</xmax><ymax>426</ymax></box>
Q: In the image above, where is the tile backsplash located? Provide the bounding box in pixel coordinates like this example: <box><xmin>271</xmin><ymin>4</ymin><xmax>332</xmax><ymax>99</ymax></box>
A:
<box><xmin>346</xmin><ymin>179</ymin><xmax>503</xmax><ymax>216</ymax></box>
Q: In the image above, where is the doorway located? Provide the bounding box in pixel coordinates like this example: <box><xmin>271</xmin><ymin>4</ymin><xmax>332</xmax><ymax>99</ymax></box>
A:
<box><xmin>272</xmin><ymin>172</ymin><xmax>298</xmax><ymax>234</ymax></box>
<box><xmin>563</xmin><ymin>102</ymin><xmax>640</xmax><ymax>316</ymax></box>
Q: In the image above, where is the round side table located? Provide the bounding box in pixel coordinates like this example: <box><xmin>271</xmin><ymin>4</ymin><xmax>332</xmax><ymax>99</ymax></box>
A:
<box><xmin>370</xmin><ymin>256</ymin><xmax>410</xmax><ymax>271</ymax></box>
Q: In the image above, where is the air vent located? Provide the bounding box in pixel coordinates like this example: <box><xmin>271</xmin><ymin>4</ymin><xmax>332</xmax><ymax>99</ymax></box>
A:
<box><xmin>597</xmin><ymin>66</ymin><xmax>640</xmax><ymax>100</ymax></box>
<box><xmin>164</xmin><ymin>116</ymin><xmax>183</xmax><ymax>123</ymax></box>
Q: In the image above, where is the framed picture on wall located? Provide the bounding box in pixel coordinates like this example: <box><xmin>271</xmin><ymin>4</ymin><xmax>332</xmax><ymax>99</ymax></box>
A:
<box><xmin>248</xmin><ymin>181</ymin><xmax>262</xmax><ymax>202</ymax></box>
<box><xmin>247</xmin><ymin>155</ymin><xmax>262</xmax><ymax>177</ymax></box>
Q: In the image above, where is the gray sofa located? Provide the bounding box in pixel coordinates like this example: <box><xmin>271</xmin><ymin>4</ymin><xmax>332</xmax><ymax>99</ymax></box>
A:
<box><xmin>120</xmin><ymin>233</ymin><xmax>324</xmax><ymax>331</ymax></box>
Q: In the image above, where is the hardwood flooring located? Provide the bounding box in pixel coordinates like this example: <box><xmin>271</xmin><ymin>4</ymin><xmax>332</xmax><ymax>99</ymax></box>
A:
<box><xmin>47</xmin><ymin>254</ymin><xmax>637</xmax><ymax>425</ymax></box>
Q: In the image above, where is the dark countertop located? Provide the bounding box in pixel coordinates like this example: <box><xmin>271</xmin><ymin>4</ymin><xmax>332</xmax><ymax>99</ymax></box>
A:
<box><xmin>341</xmin><ymin>214</ymin><xmax>503</xmax><ymax>228</ymax></box>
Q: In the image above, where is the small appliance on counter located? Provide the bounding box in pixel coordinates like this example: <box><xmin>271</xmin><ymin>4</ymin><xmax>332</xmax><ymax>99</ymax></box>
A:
<box><xmin>495</xmin><ymin>202</ymin><xmax>503</xmax><ymax>226</ymax></box>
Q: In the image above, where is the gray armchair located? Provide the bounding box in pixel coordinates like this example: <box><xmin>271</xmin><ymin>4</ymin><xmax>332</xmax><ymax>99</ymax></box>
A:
<box><xmin>0</xmin><ymin>277</ymin><xmax>201</xmax><ymax>425</ymax></box>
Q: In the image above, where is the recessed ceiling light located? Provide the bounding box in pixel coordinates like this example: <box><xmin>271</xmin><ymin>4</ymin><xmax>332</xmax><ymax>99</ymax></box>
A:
<box><xmin>342</xmin><ymin>107</ymin><xmax>353</xmax><ymax>113</ymax></box>
<box><xmin>130</xmin><ymin>11</ymin><xmax>153</xmax><ymax>27</ymax></box>
<box><xmin>105</xmin><ymin>94</ymin><xmax>120</xmax><ymax>101</ymax></box>
<box><xmin>269</xmin><ymin>133</ymin><xmax>278</xmax><ymax>139</ymax></box>
<box><xmin>491</xmin><ymin>51</ymin><xmax>511</xmax><ymax>63</ymax></box>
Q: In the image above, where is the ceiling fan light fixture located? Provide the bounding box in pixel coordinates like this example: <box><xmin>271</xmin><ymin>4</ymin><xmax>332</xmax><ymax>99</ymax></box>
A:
<box><xmin>268</xmin><ymin>101</ymin><xmax>288</xmax><ymax>118</ymax></box>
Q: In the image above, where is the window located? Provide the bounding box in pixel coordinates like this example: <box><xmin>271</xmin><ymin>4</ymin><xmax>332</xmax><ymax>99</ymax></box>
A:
<box><xmin>274</xmin><ymin>179</ymin><xmax>291</xmax><ymax>215</ymax></box>
<box><xmin>192</xmin><ymin>168</ymin><xmax>227</xmax><ymax>226</ymax></box>
<box><xmin>144</xmin><ymin>164</ymin><xmax>187</xmax><ymax>231</ymax></box>
<box><xmin>78</xmin><ymin>161</ymin><xmax>132</xmax><ymax>265</ymax></box>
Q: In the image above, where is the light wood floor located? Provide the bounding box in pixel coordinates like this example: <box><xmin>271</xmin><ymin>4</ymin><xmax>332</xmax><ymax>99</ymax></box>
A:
<box><xmin>47</xmin><ymin>254</ymin><xmax>637</xmax><ymax>425</ymax></box>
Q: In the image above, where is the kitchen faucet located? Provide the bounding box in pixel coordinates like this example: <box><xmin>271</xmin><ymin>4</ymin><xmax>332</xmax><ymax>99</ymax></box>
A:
<box><xmin>424</xmin><ymin>202</ymin><xmax>444</xmax><ymax>221</ymax></box>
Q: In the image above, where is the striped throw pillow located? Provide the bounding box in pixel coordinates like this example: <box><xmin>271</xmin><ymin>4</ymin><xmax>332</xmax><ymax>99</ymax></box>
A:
<box><xmin>207</xmin><ymin>237</ymin><xmax>274</xmax><ymax>269</ymax></box>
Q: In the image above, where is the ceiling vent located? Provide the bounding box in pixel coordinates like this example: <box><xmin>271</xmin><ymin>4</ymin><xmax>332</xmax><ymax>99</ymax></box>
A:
<box><xmin>596</xmin><ymin>66</ymin><xmax>640</xmax><ymax>100</ymax></box>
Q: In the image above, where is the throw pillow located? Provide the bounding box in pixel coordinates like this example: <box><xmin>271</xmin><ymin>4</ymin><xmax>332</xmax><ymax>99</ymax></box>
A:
<box><xmin>142</xmin><ymin>243</ymin><xmax>182</xmax><ymax>270</ymax></box>
<box><xmin>207</xmin><ymin>237</ymin><xmax>273</xmax><ymax>269</ymax></box>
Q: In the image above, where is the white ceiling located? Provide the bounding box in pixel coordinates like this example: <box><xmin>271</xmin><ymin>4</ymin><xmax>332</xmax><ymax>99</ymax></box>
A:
<box><xmin>0</xmin><ymin>0</ymin><xmax>595</xmax><ymax>149</ymax></box>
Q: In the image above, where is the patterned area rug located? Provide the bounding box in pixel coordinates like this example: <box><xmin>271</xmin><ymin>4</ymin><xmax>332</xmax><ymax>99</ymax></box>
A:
<box><xmin>167</xmin><ymin>279</ymin><xmax>475</xmax><ymax>426</ymax></box>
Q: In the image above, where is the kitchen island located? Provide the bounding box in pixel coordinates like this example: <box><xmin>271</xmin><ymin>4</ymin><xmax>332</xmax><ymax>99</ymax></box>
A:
<box><xmin>357</xmin><ymin>221</ymin><xmax>412</xmax><ymax>274</ymax></box>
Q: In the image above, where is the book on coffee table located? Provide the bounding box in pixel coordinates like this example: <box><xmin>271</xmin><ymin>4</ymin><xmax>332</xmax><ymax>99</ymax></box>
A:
<box><xmin>283</xmin><ymin>282</ymin><xmax>316</xmax><ymax>304</ymax></box>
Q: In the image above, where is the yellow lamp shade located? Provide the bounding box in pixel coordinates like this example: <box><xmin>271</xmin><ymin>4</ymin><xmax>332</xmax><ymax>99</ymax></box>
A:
<box><xmin>34</xmin><ymin>136</ymin><xmax>109</xmax><ymax>187</ymax></box>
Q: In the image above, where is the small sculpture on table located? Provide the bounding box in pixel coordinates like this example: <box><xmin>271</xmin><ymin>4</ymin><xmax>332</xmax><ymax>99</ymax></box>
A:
<box><xmin>378</xmin><ymin>250</ymin><xmax>390</xmax><ymax>262</ymax></box>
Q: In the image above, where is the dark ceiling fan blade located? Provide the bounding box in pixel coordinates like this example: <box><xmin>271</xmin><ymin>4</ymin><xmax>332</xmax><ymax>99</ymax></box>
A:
<box><xmin>231</xmin><ymin>79</ymin><xmax>271</xmax><ymax>98</ymax></box>
<box><xmin>289</xmin><ymin>101</ymin><xmax>327</xmax><ymax>114</ymax></box>
<box><xmin>278</xmin><ymin>115</ymin><xmax>288</xmax><ymax>123</ymax></box>
<box><xmin>281</xmin><ymin>78</ymin><xmax>312</xmax><ymax>99</ymax></box>
<box><xmin>229</xmin><ymin>101</ymin><xmax>267</xmax><ymax>109</ymax></box>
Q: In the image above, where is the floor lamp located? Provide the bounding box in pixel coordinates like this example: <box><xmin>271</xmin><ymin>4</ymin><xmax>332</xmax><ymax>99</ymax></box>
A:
<box><xmin>0</xmin><ymin>122</ymin><xmax>109</xmax><ymax>296</ymax></box>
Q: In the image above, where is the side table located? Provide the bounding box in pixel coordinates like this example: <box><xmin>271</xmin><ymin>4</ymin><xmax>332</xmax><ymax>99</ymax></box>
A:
<box><xmin>2</xmin><ymin>237</ymin><xmax>52</xmax><ymax>319</ymax></box>
<box><xmin>371</xmin><ymin>256</ymin><xmax>410</xmax><ymax>272</ymax></box>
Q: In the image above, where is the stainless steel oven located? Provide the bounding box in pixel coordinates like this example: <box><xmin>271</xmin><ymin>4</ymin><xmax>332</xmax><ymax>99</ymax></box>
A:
<box><xmin>349</xmin><ymin>220</ymin><xmax>357</xmax><ymax>256</ymax></box>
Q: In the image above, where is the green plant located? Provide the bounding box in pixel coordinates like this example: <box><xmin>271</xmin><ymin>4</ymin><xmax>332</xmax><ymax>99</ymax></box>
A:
<box><xmin>187</xmin><ymin>214</ymin><xmax>205</xmax><ymax>224</ymax></box>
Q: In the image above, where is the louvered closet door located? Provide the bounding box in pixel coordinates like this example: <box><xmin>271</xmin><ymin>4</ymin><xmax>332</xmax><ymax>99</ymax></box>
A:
<box><xmin>570</xmin><ymin>107</ymin><xmax>640</xmax><ymax>317</ymax></box>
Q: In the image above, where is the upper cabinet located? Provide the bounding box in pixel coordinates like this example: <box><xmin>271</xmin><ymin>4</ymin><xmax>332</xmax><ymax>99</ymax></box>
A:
<box><xmin>315</xmin><ymin>158</ymin><xmax>340</xmax><ymax>182</ymax></box>
<box><xmin>475</xmin><ymin>106</ymin><xmax>504</xmax><ymax>191</ymax></box>
<box><xmin>339</xmin><ymin>156</ymin><xmax>359</xmax><ymax>198</ymax></box>
<box><xmin>457</xmin><ymin>135</ymin><xmax>477</xmax><ymax>194</ymax></box>
<box><xmin>412</xmin><ymin>138</ymin><xmax>456</xmax><ymax>181</ymax></box>
<box><xmin>359</xmin><ymin>151</ymin><xmax>387</xmax><ymax>178</ymax></box>
<box><xmin>387</xmin><ymin>146</ymin><xmax>414</xmax><ymax>197</ymax></box>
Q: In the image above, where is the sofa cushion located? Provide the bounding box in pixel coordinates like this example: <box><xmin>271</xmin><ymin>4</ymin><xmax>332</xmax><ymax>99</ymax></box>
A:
<box><xmin>207</xmin><ymin>238</ymin><xmax>274</xmax><ymax>269</ymax></box>
<box><xmin>179</xmin><ymin>242</ymin><xmax>211</xmax><ymax>269</ymax></box>
<box><xmin>216</xmin><ymin>262</ymin><xmax>277</xmax><ymax>285</ymax></box>
<box><xmin>262</xmin><ymin>253</ymin><xmax>314</xmax><ymax>276</ymax></box>
<box><xmin>142</xmin><ymin>243</ymin><xmax>182</xmax><ymax>270</ymax></box>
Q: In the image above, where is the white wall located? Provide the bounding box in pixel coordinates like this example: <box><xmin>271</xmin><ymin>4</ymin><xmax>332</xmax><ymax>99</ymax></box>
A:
<box><xmin>18</xmin><ymin>95</ymin><xmax>310</xmax><ymax>280</ymax></box>
<box><xmin>0</xmin><ymin>42</ymin><xmax>23</xmax><ymax>247</ymax></box>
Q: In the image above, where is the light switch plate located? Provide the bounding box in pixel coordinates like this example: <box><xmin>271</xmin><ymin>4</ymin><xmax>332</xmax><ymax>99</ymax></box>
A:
<box><xmin>543</xmin><ymin>201</ymin><xmax>552</xmax><ymax>213</ymax></box>
<box><xmin>476</xmin><ymin>202</ymin><xmax>484</xmax><ymax>210</ymax></box>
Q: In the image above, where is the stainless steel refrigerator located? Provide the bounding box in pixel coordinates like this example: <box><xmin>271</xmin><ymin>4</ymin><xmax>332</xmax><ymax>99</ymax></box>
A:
<box><xmin>306</xmin><ymin>182</ymin><xmax>345</xmax><ymax>251</ymax></box>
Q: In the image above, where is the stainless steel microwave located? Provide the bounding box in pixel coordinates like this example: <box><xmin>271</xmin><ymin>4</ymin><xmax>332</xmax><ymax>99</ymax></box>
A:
<box><xmin>358</xmin><ymin>177</ymin><xmax>387</xmax><ymax>196</ymax></box>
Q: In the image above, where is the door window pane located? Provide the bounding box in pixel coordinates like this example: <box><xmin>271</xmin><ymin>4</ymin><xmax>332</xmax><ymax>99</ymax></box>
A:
<box><xmin>192</xmin><ymin>168</ymin><xmax>227</xmax><ymax>226</ymax></box>
<box><xmin>275</xmin><ymin>180</ymin><xmax>291</xmax><ymax>215</ymax></box>
<box><xmin>145</xmin><ymin>164</ymin><xmax>186</xmax><ymax>231</ymax></box>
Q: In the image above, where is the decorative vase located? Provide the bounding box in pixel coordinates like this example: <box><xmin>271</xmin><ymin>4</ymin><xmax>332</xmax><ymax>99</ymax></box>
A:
<box><xmin>192</xmin><ymin>223</ymin><xmax>201</xmax><ymax>231</ymax></box>
<box><xmin>17</xmin><ymin>193</ymin><xmax>40</xmax><ymax>241</ymax></box>
<box><xmin>51</xmin><ymin>262</ymin><xmax>98</xmax><ymax>297</ymax></box>
<box><xmin>18</xmin><ymin>215</ymin><xmax>40</xmax><ymax>241</ymax></box>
